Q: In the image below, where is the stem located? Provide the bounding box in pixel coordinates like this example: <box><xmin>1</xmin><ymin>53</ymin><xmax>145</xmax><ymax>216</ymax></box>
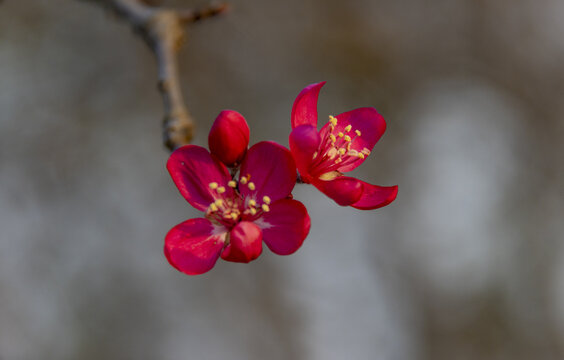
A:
<box><xmin>83</xmin><ymin>0</ymin><xmax>228</xmax><ymax>151</ymax></box>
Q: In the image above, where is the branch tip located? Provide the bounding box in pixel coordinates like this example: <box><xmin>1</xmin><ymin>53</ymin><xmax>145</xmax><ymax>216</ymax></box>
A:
<box><xmin>83</xmin><ymin>0</ymin><xmax>229</xmax><ymax>151</ymax></box>
<box><xmin>179</xmin><ymin>2</ymin><xmax>229</xmax><ymax>24</ymax></box>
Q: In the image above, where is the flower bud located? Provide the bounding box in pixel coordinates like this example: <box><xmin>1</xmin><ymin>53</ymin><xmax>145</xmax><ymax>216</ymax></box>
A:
<box><xmin>208</xmin><ymin>110</ymin><xmax>250</xmax><ymax>167</ymax></box>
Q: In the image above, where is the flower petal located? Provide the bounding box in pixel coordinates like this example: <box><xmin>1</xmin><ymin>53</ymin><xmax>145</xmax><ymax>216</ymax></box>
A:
<box><xmin>319</xmin><ymin>107</ymin><xmax>386</xmax><ymax>172</ymax></box>
<box><xmin>352</xmin><ymin>182</ymin><xmax>398</xmax><ymax>210</ymax></box>
<box><xmin>291</xmin><ymin>81</ymin><xmax>326</xmax><ymax>128</ymax></box>
<box><xmin>167</xmin><ymin>145</ymin><xmax>234</xmax><ymax>212</ymax></box>
<box><xmin>208</xmin><ymin>110</ymin><xmax>250</xmax><ymax>167</ymax></box>
<box><xmin>289</xmin><ymin>125</ymin><xmax>321</xmax><ymax>183</ymax></box>
<box><xmin>313</xmin><ymin>176</ymin><xmax>364</xmax><ymax>206</ymax></box>
<box><xmin>164</xmin><ymin>218</ymin><xmax>227</xmax><ymax>275</ymax></box>
<box><xmin>256</xmin><ymin>199</ymin><xmax>311</xmax><ymax>255</ymax></box>
<box><xmin>239</xmin><ymin>141</ymin><xmax>297</xmax><ymax>202</ymax></box>
<box><xmin>220</xmin><ymin>221</ymin><xmax>263</xmax><ymax>263</ymax></box>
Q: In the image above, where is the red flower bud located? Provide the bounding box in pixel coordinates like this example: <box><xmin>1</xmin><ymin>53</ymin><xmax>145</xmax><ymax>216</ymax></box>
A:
<box><xmin>208</xmin><ymin>110</ymin><xmax>250</xmax><ymax>167</ymax></box>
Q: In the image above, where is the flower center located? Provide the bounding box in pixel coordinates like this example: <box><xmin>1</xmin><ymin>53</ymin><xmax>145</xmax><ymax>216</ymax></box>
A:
<box><xmin>204</xmin><ymin>175</ymin><xmax>272</xmax><ymax>228</ymax></box>
<box><xmin>309</xmin><ymin>115</ymin><xmax>371</xmax><ymax>177</ymax></box>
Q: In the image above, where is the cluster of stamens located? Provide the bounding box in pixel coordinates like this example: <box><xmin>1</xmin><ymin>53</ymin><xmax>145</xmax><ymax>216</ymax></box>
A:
<box><xmin>205</xmin><ymin>174</ymin><xmax>272</xmax><ymax>226</ymax></box>
<box><xmin>310</xmin><ymin>115</ymin><xmax>371</xmax><ymax>174</ymax></box>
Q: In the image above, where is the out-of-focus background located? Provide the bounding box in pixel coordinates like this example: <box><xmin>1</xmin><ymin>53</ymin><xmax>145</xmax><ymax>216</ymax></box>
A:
<box><xmin>1</xmin><ymin>0</ymin><xmax>563</xmax><ymax>359</ymax></box>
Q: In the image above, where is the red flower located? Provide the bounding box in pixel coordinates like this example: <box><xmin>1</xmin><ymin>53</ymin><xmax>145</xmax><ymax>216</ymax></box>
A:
<box><xmin>165</xmin><ymin>138</ymin><xmax>311</xmax><ymax>275</ymax></box>
<box><xmin>289</xmin><ymin>82</ymin><xmax>398</xmax><ymax>209</ymax></box>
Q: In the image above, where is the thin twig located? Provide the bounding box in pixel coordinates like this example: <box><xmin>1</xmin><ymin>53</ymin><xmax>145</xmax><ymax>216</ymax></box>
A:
<box><xmin>83</xmin><ymin>0</ymin><xmax>228</xmax><ymax>151</ymax></box>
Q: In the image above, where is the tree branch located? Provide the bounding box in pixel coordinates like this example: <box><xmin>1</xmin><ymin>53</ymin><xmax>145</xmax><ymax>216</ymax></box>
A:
<box><xmin>84</xmin><ymin>0</ymin><xmax>228</xmax><ymax>151</ymax></box>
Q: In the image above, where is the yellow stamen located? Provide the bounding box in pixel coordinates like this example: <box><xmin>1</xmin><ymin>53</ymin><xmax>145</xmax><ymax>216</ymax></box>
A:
<box><xmin>228</xmin><ymin>180</ymin><xmax>237</xmax><ymax>188</ymax></box>
<box><xmin>262</xmin><ymin>196</ymin><xmax>271</xmax><ymax>204</ymax></box>
<box><xmin>327</xmin><ymin>147</ymin><xmax>338</xmax><ymax>159</ymax></box>
<box><xmin>250</xmin><ymin>208</ymin><xmax>257</xmax><ymax>215</ymax></box>
<box><xmin>261</xmin><ymin>204</ymin><xmax>270</xmax><ymax>212</ymax></box>
<box><xmin>338</xmin><ymin>132</ymin><xmax>344</xmax><ymax>138</ymax></box>
<box><xmin>214</xmin><ymin>199</ymin><xmax>224</xmax><ymax>207</ymax></box>
<box><xmin>329</xmin><ymin>115</ymin><xmax>338</xmax><ymax>126</ymax></box>
<box><xmin>344</xmin><ymin>135</ymin><xmax>351</xmax><ymax>142</ymax></box>
<box><xmin>240</xmin><ymin>177</ymin><xmax>248</xmax><ymax>185</ymax></box>
<box><xmin>319</xmin><ymin>171</ymin><xmax>341</xmax><ymax>181</ymax></box>
<box><xmin>344</xmin><ymin>125</ymin><xmax>352</xmax><ymax>132</ymax></box>
<box><xmin>358</xmin><ymin>153</ymin><xmax>365</xmax><ymax>159</ymax></box>
<box><xmin>248</xmin><ymin>199</ymin><xmax>257</xmax><ymax>207</ymax></box>
<box><xmin>209</xmin><ymin>182</ymin><xmax>218</xmax><ymax>189</ymax></box>
<box><xmin>338</xmin><ymin>148</ymin><xmax>346</xmax><ymax>155</ymax></box>
<box><xmin>248</xmin><ymin>182</ymin><xmax>256</xmax><ymax>191</ymax></box>
<box><xmin>355</xmin><ymin>129</ymin><xmax>362</xmax><ymax>136</ymax></box>
<box><xmin>231</xmin><ymin>213</ymin><xmax>239</xmax><ymax>220</ymax></box>
<box><xmin>329</xmin><ymin>134</ymin><xmax>337</xmax><ymax>143</ymax></box>
<box><xmin>209</xmin><ymin>203</ymin><xmax>218</xmax><ymax>212</ymax></box>
<box><xmin>217</xmin><ymin>186</ymin><xmax>226</xmax><ymax>194</ymax></box>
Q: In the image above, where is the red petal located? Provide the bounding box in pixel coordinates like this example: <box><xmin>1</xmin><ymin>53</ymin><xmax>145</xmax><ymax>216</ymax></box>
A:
<box><xmin>291</xmin><ymin>81</ymin><xmax>326</xmax><ymax>128</ymax></box>
<box><xmin>208</xmin><ymin>110</ymin><xmax>250</xmax><ymax>167</ymax></box>
<box><xmin>319</xmin><ymin>107</ymin><xmax>386</xmax><ymax>172</ymax></box>
<box><xmin>164</xmin><ymin>218</ymin><xmax>227</xmax><ymax>275</ymax></box>
<box><xmin>352</xmin><ymin>182</ymin><xmax>398</xmax><ymax>210</ymax></box>
<box><xmin>220</xmin><ymin>221</ymin><xmax>263</xmax><ymax>263</ymax></box>
<box><xmin>289</xmin><ymin>125</ymin><xmax>321</xmax><ymax>183</ymax></box>
<box><xmin>257</xmin><ymin>199</ymin><xmax>311</xmax><ymax>255</ymax></box>
<box><xmin>239</xmin><ymin>141</ymin><xmax>297</xmax><ymax>202</ymax></box>
<box><xmin>313</xmin><ymin>176</ymin><xmax>364</xmax><ymax>206</ymax></box>
<box><xmin>167</xmin><ymin>145</ymin><xmax>234</xmax><ymax>212</ymax></box>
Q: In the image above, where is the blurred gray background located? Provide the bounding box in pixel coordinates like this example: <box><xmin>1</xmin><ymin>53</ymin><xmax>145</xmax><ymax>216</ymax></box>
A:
<box><xmin>1</xmin><ymin>0</ymin><xmax>564</xmax><ymax>359</ymax></box>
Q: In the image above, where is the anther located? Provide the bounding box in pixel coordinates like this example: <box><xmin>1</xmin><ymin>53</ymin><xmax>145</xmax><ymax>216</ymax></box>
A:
<box><xmin>344</xmin><ymin>125</ymin><xmax>352</xmax><ymax>132</ymax></box>
<box><xmin>355</xmin><ymin>129</ymin><xmax>362</xmax><ymax>136</ymax></box>
<box><xmin>248</xmin><ymin>199</ymin><xmax>257</xmax><ymax>207</ymax></box>
<box><xmin>217</xmin><ymin>186</ymin><xmax>226</xmax><ymax>194</ymax></box>
<box><xmin>261</xmin><ymin>204</ymin><xmax>270</xmax><ymax>212</ymax></box>
<box><xmin>209</xmin><ymin>182</ymin><xmax>218</xmax><ymax>189</ymax></box>
<box><xmin>240</xmin><ymin>177</ymin><xmax>248</xmax><ymax>185</ymax></box>
<box><xmin>338</xmin><ymin>148</ymin><xmax>346</xmax><ymax>155</ymax></box>
<box><xmin>329</xmin><ymin>134</ymin><xmax>337</xmax><ymax>143</ymax></box>
<box><xmin>248</xmin><ymin>182</ymin><xmax>256</xmax><ymax>191</ymax></box>
<box><xmin>329</xmin><ymin>115</ymin><xmax>338</xmax><ymax>126</ymax></box>
<box><xmin>209</xmin><ymin>203</ymin><xmax>218</xmax><ymax>212</ymax></box>
<box><xmin>228</xmin><ymin>180</ymin><xmax>237</xmax><ymax>188</ymax></box>
<box><xmin>338</xmin><ymin>132</ymin><xmax>344</xmax><ymax>138</ymax></box>
<box><xmin>250</xmin><ymin>208</ymin><xmax>257</xmax><ymax>215</ymax></box>
<box><xmin>262</xmin><ymin>196</ymin><xmax>271</xmax><ymax>204</ymax></box>
<box><xmin>231</xmin><ymin>213</ymin><xmax>239</xmax><ymax>220</ymax></box>
<box><xmin>358</xmin><ymin>153</ymin><xmax>365</xmax><ymax>159</ymax></box>
<box><xmin>214</xmin><ymin>199</ymin><xmax>224</xmax><ymax>207</ymax></box>
<box><xmin>344</xmin><ymin>135</ymin><xmax>351</xmax><ymax>142</ymax></box>
<box><xmin>327</xmin><ymin>147</ymin><xmax>338</xmax><ymax>159</ymax></box>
